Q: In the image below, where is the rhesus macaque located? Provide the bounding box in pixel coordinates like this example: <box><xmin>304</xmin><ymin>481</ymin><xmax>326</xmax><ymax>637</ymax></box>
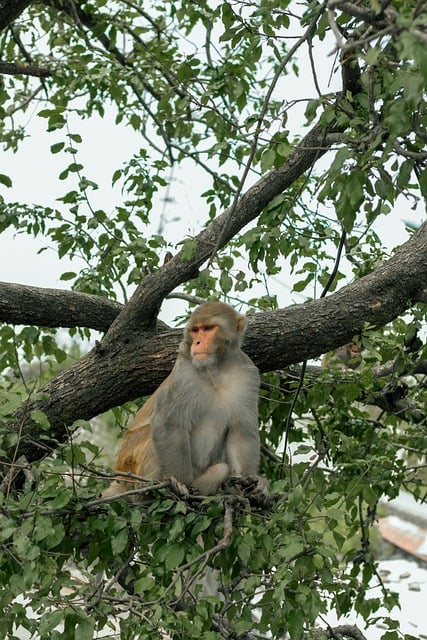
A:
<box><xmin>321</xmin><ymin>342</ymin><xmax>362</xmax><ymax>370</ymax></box>
<box><xmin>104</xmin><ymin>301</ymin><xmax>268</xmax><ymax>500</ymax></box>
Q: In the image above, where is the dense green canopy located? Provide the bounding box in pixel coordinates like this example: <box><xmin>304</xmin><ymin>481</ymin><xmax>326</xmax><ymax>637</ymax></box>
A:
<box><xmin>0</xmin><ymin>2</ymin><xmax>426</xmax><ymax>638</ymax></box>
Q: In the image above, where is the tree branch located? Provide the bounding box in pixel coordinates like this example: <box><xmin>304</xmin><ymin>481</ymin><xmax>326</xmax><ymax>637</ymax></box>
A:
<box><xmin>103</xmin><ymin>115</ymin><xmax>337</xmax><ymax>343</ymax></box>
<box><xmin>4</xmin><ymin>219</ymin><xmax>427</xmax><ymax>464</ymax></box>
<box><xmin>0</xmin><ymin>281</ymin><xmax>123</xmax><ymax>331</ymax></box>
<box><xmin>0</xmin><ymin>61</ymin><xmax>51</xmax><ymax>76</ymax></box>
<box><xmin>327</xmin><ymin>625</ymin><xmax>367</xmax><ymax>640</ymax></box>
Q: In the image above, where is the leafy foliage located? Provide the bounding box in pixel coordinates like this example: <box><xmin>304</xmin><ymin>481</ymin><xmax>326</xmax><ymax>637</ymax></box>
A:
<box><xmin>0</xmin><ymin>0</ymin><xmax>427</xmax><ymax>638</ymax></box>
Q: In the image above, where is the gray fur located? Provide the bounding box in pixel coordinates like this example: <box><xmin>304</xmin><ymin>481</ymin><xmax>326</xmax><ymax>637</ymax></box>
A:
<box><xmin>151</xmin><ymin>304</ymin><xmax>261</xmax><ymax>493</ymax></box>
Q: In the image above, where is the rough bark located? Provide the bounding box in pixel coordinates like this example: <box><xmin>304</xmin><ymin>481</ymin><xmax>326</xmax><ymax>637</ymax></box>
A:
<box><xmin>0</xmin><ymin>61</ymin><xmax>51</xmax><ymax>76</ymax></box>
<box><xmin>0</xmin><ymin>0</ymin><xmax>31</xmax><ymax>31</ymax></box>
<box><xmin>0</xmin><ymin>282</ymin><xmax>123</xmax><ymax>331</ymax></box>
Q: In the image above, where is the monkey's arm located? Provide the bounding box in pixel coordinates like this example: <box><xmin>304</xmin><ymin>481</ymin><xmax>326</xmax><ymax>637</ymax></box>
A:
<box><xmin>225</xmin><ymin>363</ymin><xmax>261</xmax><ymax>476</ymax></box>
<box><xmin>226</xmin><ymin>418</ymin><xmax>260</xmax><ymax>476</ymax></box>
<box><xmin>226</xmin><ymin>364</ymin><xmax>269</xmax><ymax>497</ymax></box>
<box><xmin>226</xmin><ymin>419</ymin><xmax>270</xmax><ymax>501</ymax></box>
<box><xmin>150</xmin><ymin>383</ymin><xmax>194</xmax><ymax>486</ymax></box>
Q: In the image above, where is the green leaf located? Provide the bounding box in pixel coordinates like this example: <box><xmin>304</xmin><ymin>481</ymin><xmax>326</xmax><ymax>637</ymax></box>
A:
<box><xmin>220</xmin><ymin>271</ymin><xmax>233</xmax><ymax>294</ymax></box>
<box><xmin>181</xmin><ymin>238</ymin><xmax>197</xmax><ymax>261</ymax></box>
<box><xmin>112</xmin><ymin>168</ymin><xmax>122</xmax><ymax>185</ymax></box>
<box><xmin>0</xmin><ymin>174</ymin><xmax>12</xmax><ymax>188</ymax></box>
<box><xmin>48</xmin><ymin>490</ymin><xmax>71</xmax><ymax>510</ymax></box>
<box><xmin>418</xmin><ymin>166</ymin><xmax>427</xmax><ymax>199</ymax></box>
<box><xmin>30</xmin><ymin>409</ymin><xmax>50</xmax><ymax>430</ymax></box>
<box><xmin>111</xmin><ymin>527</ymin><xmax>128</xmax><ymax>555</ymax></box>
<box><xmin>260</xmin><ymin>147</ymin><xmax>276</xmax><ymax>172</ymax></box>
<box><xmin>68</xmin><ymin>162</ymin><xmax>83</xmax><ymax>173</ymax></box>
<box><xmin>164</xmin><ymin>543</ymin><xmax>185</xmax><ymax>569</ymax></box>
<box><xmin>50</xmin><ymin>142</ymin><xmax>65</xmax><ymax>154</ymax></box>
<box><xmin>238</xmin><ymin>539</ymin><xmax>251</xmax><ymax>563</ymax></box>
<box><xmin>133</xmin><ymin>576</ymin><xmax>155</xmax><ymax>594</ymax></box>
<box><xmin>75</xmin><ymin>617</ymin><xmax>95</xmax><ymax>640</ymax></box>
<box><xmin>39</xmin><ymin>610</ymin><xmax>64</xmax><ymax>635</ymax></box>
<box><xmin>365</xmin><ymin>46</ymin><xmax>381</xmax><ymax>65</ymax></box>
<box><xmin>191</xmin><ymin>516</ymin><xmax>212</xmax><ymax>536</ymax></box>
<box><xmin>60</xmin><ymin>271</ymin><xmax>77</xmax><ymax>281</ymax></box>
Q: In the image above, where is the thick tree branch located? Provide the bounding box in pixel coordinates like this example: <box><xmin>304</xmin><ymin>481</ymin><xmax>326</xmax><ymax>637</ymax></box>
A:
<box><xmin>0</xmin><ymin>60</ymin><xmax>51</xmax><ymax>76</ymax></box>
<box><xmin>326</xmin><ymin>625</ymin><xmax>367</xmax><ymax>640</ymax></box>
<box><xmin>103</xmin><ymin>116</ymin><xmax>336</xmax><ymax>343</ymax></box>
<box><xmin>5</xmin><ymin>219</ymin><xmax>427</xmax><ymax>464</ymax></box>
<box><xmin>0</xmin><ymin>0</ymin><xmax>31</xmax><ymax>31</ymax></box>
<box><xmin>0</xmin><ymin>282</ymin><xmax>123</xmax><ymax>331</ymax></box>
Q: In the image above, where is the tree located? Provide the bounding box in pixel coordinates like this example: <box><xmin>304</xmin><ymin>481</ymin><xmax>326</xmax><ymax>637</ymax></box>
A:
<box><xmin>0</xmin><ymin>1</ymin><xmax>426</xmax><ymax>638</ymax></box>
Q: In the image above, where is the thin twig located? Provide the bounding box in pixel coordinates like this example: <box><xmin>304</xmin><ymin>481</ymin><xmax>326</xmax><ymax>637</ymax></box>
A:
<box><xmin>171</xmin><ymin>498</ymin><xmax>236</xmax><ymax>608</ymax></box>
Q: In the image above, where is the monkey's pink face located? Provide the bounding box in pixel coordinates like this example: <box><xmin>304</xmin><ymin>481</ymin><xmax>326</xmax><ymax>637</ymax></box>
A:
<box><xmin>189</xmin><ymin>323</ymin><xmax>219</xmax><ymax>361</ymax></box>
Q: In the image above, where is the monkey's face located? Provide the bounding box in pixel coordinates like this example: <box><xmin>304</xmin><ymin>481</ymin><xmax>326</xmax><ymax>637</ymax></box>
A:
<box><xmin>189</xmin><ymin>323</ymin><xmax>220</xmax><ymax>365</ymax></box>
<box><xmin>180</xmin><ymin>302</ymin><xmax>248</xmax><ymax>369</ymax></box>
<box><xmin>348</xmin><ymin>344</ymin><xmax>362</xmax><ymax>359</ymax></box>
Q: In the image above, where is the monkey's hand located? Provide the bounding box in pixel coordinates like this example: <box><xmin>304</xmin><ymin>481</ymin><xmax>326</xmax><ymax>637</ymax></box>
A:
<box><xmin>168</xmin><ymin>476</ymin><xmax>190</xmax><ymax>499</ymax></box>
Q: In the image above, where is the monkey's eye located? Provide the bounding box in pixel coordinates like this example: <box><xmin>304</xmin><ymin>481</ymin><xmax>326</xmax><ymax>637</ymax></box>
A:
<box><xmin>189</xmin><ymin>324</ymin><xmax>217</xmax><ymax>334</ymax></box>
<box><xmin>202</xmin><ymin>325</ymin><xmax>216</xmax><ymax>332</ymax></box>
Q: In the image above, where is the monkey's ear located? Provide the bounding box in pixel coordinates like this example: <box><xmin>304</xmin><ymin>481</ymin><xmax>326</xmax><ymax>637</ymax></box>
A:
<box><xmin>236</xmin><ymin>316</ymin><xmax>248</xmax><ymax>333</ymax></box>
<box><xmin>179</xmin><ymin>337</ymin><xmax>192</xmax><ymax>358</ymax></box>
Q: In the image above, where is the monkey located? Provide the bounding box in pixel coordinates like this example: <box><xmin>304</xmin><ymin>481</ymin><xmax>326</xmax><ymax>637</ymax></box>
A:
<box><xmin>103</xmin><ymin>301</ymin><xmax>269</xmax><ymax>501</ymax></box>
<box><xmin>321</xmin><ymin>342</ymin><xmax>362</xmax><ymax>370</ymax></box>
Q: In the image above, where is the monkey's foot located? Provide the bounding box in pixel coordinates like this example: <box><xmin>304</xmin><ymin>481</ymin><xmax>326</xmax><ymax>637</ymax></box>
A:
<box><xmin>229</xmin><ymin>475</ymin><xmax>273</xmax><ymax>508</ymax></box>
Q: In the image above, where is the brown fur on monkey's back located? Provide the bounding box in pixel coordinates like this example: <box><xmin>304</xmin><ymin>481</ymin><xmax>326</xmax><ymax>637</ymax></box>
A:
<box><xmin>113</xmin><ymin>394</ymin><xmax>162</xmax><ymax>487</ymax></box>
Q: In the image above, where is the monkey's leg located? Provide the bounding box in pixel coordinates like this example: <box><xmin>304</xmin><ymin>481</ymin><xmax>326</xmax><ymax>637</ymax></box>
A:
<box><xmin>193</xmin><ymin>463</ymin><xmax>230</xmax><ymax>495</ymax></box>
